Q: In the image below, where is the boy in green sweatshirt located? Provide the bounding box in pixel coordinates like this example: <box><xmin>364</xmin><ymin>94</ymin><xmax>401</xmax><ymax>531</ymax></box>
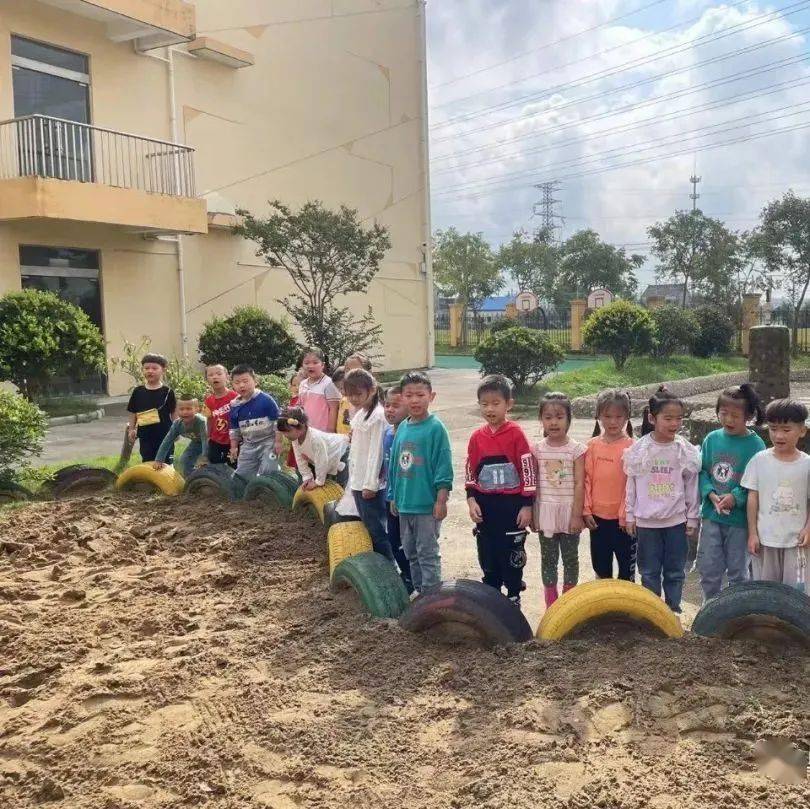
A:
<box><xmin>153</xmin><ymin>394</ymin><xmax>209</xmax><ymax>478</ymax></box>
<box><xmin>387</xmin><ymin>371</ymin><xmax>453</xmax><ymax>594</ymax></box>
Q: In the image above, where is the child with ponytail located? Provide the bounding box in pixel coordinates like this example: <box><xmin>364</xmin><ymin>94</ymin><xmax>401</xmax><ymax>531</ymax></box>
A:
<box><xmin>583</xmin><ymin>390</ymin><xmax>636</xmax><ymax>581</ymax></box>
<box><xmin>697</xmin><ymin>383</ymin><xmax>765</xmax><ymax>600</ymax></box>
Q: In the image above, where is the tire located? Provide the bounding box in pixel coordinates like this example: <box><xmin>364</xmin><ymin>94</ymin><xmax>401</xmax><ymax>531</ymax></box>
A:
<box><xmin>272</xmin><ymin>471</ymin><xmax>300</xmax><ymax>499</ymax></box>
<box><xmin>691</xmin><ymin>581</ymin><xmax>810</xmax><ymax>646</ymax></box>
<box><xmin>323</xmin><ymin>500</ymin><xmax>361</xmax><ymax>532</ymax></box>
<box><xmin>184</xmin><ymin>465</ymin><xmax>238</xmax><ymax>500</ymax></box>
<box><xmin>293</xmin><ymin>481</ymin><xmax>344</xmax><ymax>522</ymax></box>
<box><xmin>327</xmin><ymin>521</ymin><xmax>373</xmax><ymax>576</ymax></box>
<box><xmin>243</xmin><ymin>475</ymin><xmax>294</xmax><ymax>508</ymax></box>
<box><xmin>399</xmin><ymin>579</ymin><xmax>533</xmax><ymax>646</ymax></box>
<box><xmin>331</xmin><ymin>551</ymin><xmax>410</xmax><ymax>619</ymax></box>
<box><xmin>536</xmin><ymin>580</ymin><xmax>684</xmax><ymax>641</ymax></box>
<box><xmin>0</xmin><ymin>482</ymin><xmax>33</xmax><ymax>505</ymax></box>
<box><xmin>42</xmin><ymin>466</ymin><xmax>117</xmax><ymax>499</ymax></box>
<box><xmin>115</xmin><ymin>463</ymin><xmax>185</xmax><ymax>496</ymax></box>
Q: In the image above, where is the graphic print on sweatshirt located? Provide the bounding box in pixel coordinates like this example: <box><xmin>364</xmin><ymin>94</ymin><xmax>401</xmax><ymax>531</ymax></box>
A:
<box><xmin>710</xmin><ymin>452</ymin><xmax>739</xmax><ymax>489</ymax></box>
<box><xmin>648</xmin><ymin>455</ymin><xmax>676</xmax><ymax>499</ymax></box>
<box><xmin>398</xmin><ymin>441</ymin><xmax>423</xmax><ymax>477</ymax></box>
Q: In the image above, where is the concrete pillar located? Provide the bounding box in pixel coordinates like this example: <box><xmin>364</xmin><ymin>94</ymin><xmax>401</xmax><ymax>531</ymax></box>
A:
<box><xmin>570</xmin><ymin>299</ymin><xmax>587</xmax><ymax>351</ymax></box>
<box><xmin>505</xmin><ymin>302</ymin><xmax>518</xmax><ymax>320</ymax></box>
<box><xmin>449</xmin><ymin>302</ymin><xmax>464</xmax><ymax>348</ymax></box>
<box><xmin>749</xmin><ymin>325</ymin><xmax>790</xmax><ymax>402</ymax></box>
<box><xmin>741</xmin><ymin>292</ymin><xmax>762</xmax><ymax>356</ymax></box>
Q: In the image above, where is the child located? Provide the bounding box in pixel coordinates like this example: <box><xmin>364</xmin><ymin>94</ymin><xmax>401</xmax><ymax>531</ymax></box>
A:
<box><xmin>344</xmin><ymin>369</ymin><xmax>394</xmax><ymax>561</ymax></box>
<box><xmin>277</xmin><ymin>407</ymin><xmax>349</xmax><ymax>489</ymax></box>
<box><xmin>284</xmin><ymin>371</ymin><xmax>303</xmax><ymax>470</ymax></box>
<box><xmin>228</xmin><ymin>364</ymin><xmax>280</xmax><ymax>478</ymax></box>
<box><xmin>583</xmin><ymin>390</ymin><xmax>636</xmax><ymax>581</ymax></box>
<box><xmin>465</xmin><ymin>375</ymin><xmax>535</xmax><ymax>606</ymax></box>
<box><xmin>298</xmin><ymin>346</ymin><xmax>341</xmax><ymax>432</ymax></box>
<box><xmin>742</xmin><ymin>398</ymin><xmax>810</xmax><ymax>589</ymax></box>
<box><xmin>383</xmin><ymin>385</ymin><xmax>413</xmax><ymax>592</ymax></box>
<box><xmin>387</xmin><ymin>371</ymin><xmax>453</xmax><ymax>594</ymax></box>
<box><xmin>154</xmin><ymin>394</ymin><xmax>208</xmax><ymax>477</ymax></box>
<box><xmin>126</xmin><ymin>353</ymin><xmax>177</xmax><ymax>463</ymax></box>
<box><xmin>624</xmin><ymin>386</ymin><xmax>700</xmax><ymax>613</ymax></box>
<box><xmin>333</xmin><ymin>367</ymin><xmax>352</xmax><ymax>436</ymax></box>
<box><xmin>697</xmin><ymin>384</ymin><xmax>766</xmax><ymax>600</ymax></box>
<box><xmin>203</xmin><ymin>364</ymin><xmax>239</xmax><ymax>465</ymax></box>
<box><xmin>533</xmin><ymin>392</ymin><xmax>586</xmax><ymax>607</ymax></box>
<box><xmin>345</xmin><ymin>353</ymin><xmax>372</xmax><ymax>373</ymax></box>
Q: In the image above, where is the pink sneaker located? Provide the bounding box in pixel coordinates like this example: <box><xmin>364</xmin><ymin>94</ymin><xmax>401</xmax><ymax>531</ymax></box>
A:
<box><xmin>543</xmin><ymin>585</ymin><xmax>558</xmax><ymax>608</ymax></box>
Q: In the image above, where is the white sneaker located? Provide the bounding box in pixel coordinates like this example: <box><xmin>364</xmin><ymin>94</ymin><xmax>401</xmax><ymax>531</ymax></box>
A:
<box><xmin>409</xmin><ymin>590</ymin><xmax>420</xmax><ymax>601</ymax></box>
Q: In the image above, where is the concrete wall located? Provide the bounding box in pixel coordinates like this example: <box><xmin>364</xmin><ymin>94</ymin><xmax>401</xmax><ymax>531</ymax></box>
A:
<box><xmin>0</xmin><ymin>0</ymin><xmax>430</xmax><ymax>394</ymax></box>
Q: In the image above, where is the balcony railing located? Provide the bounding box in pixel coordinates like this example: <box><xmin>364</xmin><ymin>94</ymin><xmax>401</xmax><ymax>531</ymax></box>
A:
<box><xmin>0</xmin><ymin>114</ymin><xmax>196</xmax><ymax>198</ymax></box>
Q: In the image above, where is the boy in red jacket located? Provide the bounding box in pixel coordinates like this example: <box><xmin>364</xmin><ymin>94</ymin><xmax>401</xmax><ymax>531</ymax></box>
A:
<box><xmin>465</xmin><ymin>374</ymin><xmax>536</xmax><ymax>607</ymax></box>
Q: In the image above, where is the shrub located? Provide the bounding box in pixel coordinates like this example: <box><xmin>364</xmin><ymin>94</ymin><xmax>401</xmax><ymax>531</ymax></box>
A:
<box><xmin>474</xmin><ymin>327</ymin><xmax>564</xmax><ymax>393</ymax></box>
<box><xmin>488</xmin><ymin>317</ymin><xmax>517</xmax><ymax>334</ymax></box>
<box><xmin>692</xmin><ymin>305</ymin><xmax>735</xmax><ymax>357</ymax></box>
<box><xmin>257</xmin><ymin>374</ymin><xmax>291</xmax><ymax>407</ymax></box>
<box><xmin>0</xmin><ymin>390</ymin><xmax>48</xmax><ymax>485</ymax></box>
<box><xmin>198</xmin><ymin>306</ymin><xmax>298</xmax><ymax>375</ymax></box>
<box><xmin>581</xmin><ymin>300</ymin><xmax>655</xmax><ymax>369</ymax></box>
<box><xmin>0</xmin><ymin>290</ymin><xmax>106</xmax><ymax>401</ymax></box>
<box><xmin>650</xmin><ymin>305</ymin><xmax>699</xmax><ymax>358</ymax></box>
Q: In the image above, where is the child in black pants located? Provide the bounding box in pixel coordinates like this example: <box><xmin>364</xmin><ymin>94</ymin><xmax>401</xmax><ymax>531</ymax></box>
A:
<box><xmin>126</xmin><ymin>353</ymin><xmax>176</xmax><ymax>463</ymax></box>
<box><xmin>465</xmin><ymin>375</ymin><xmax>535</xmax><ymax>607</ymax></box>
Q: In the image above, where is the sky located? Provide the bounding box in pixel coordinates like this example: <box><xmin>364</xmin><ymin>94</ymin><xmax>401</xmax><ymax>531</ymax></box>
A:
<box><xmin>426</xmin><ymin>0</ymin><xmax>810</xmax><ymax>292</ymax></box>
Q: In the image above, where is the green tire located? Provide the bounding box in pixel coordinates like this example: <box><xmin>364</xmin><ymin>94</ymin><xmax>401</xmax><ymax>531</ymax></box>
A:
<box><xmin>243</xmin><ymin>475</ymin><xmax>294</xmax><ymax>508</ymax></box>
<box><xmin>0</xmin><ymin>482</ymin><xmax>34</xmax><ymax>506</ymax></box>
<box><xmin>331</xmin><ymin>551</ymin><xmax>411</xmax><ymax>619</ymax></box>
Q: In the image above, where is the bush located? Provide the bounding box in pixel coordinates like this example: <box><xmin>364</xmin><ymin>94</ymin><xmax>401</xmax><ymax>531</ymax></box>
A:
<box><xmin>474</xmin><ymin>327</ymin><xmax>564</xmax><ymax>393</ymax></box>
<box><xmin>0</xmin><ymin>390</ymin><xmax>48</xmax><ymax>485</ymax></box>
<box><xmin>692</xmin><ymin>305</ymin><xmax>735</xmax><ymax>357</ymax></box>
<box><xmin>198</xmin><ymin>306</ymin><xmax>298</xmax><ymax>375</ymax></box>
<box><xmin>488</xmin><ymin>317</ymin><xmax>517</xmax><ymax>334</ymax></box>
<box><xmin>581</xmin><ymin>300</ymin><xmax>655</xmax><ymax>369</ymax></box>
<box><xmin>650</xmin><ymin>305</ymin><xmax>699</xmax><ymax>358</ymax></box>
<box><xmin>257</xmin><ymin>374</ymin><xmax>291</xmax><ymax>407</ymax></box>
<box><xmin>0</xmin><ymin>290</ymin><xmax>106</xmax><ymax>401</ymax></box>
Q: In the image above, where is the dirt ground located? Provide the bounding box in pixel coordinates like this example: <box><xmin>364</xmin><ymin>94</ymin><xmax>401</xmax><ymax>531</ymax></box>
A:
<box><xmin>1</xmin><ymin>494</ymin><xmax>809</xmax><ymax>809</ymax></box>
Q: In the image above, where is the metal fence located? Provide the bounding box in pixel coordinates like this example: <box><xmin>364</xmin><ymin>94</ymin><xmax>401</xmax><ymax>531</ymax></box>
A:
<box><xmin>766</xmin><ymin>307</ymin><xmax>810</xmax><ymax>353</ymax></box>
<box><xmin>0</xmin><ymin>114</ymin><xmax>196</xmax><ymax>197</ymax></box>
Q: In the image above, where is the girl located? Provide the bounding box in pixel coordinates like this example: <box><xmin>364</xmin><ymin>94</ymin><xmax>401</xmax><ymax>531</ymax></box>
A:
<box><xmin>297</xmin><ymin>347</ymin><xmax>341</xmax><ymax>433</ymax></box>
<box><xmin>285</xmin><ymin>371</ymin><xmax>303</xmax><ymax>470</ymax></box>
<box><xmin>697</xmin><ymin>383</ymin><xmax>765</xmax><ymax>601</ymax></box>
<box><xmin>584</xmin><ymin>390</ymin><xmax>636</xmax><ymax>581</ymax></box>
<box><xmin>343</xmin><ymin>369</ymin><xmax>394</xmax><ymax>562</ymax></box>
<box><xmin>533</xmin><ymin>392</ymin><xmax>586</xmax><ymax>607</ymax></box>
<box><xmin>276</xmin><ymin>407</ymin><xmax>349</xmax><ymax>489</ymax></box>
<box><xmin>624</xmin><ymin>386</ymin><xmax>700</xmax><ymax>613</ymax></box>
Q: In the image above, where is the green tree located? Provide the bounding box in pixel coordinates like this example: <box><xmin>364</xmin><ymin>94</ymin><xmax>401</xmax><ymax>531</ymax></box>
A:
<box><xmin>0</xmin><ymin>290</ymin><xmax>106</xmax><ymax>401</ymax></box>
<box><xmin>474</xmin><ymin>327</ymin><xmax>563</xmax><ymax>393</ymax></box>
<box><xmin>581</xmin><ymin>300</ymin><xmax>655</xmax><ymax>369</ymax></box>
<box><xmin>234</xmin><ymin>200</ymin><xmax>391</xmax><ymax>367</ymax></box>
<box><xmin>649</xmin><ymin>305</ymin><xmax>698</xmax><ymax>358</ymax></box>
<box><xmin>647</xmin><ymin>210</ymin><xmax>740</xmax><ymax>307</ymax></box>
<box><xmin>494</xmin><ymin>228</ymin><xmax>557</xmax><ymax>297</ymax></box>
<box><xmin>433</xmin><ymin>227</ymin><xmax>502</xmax><ymax>343</ymax></box>
<box><xmin>0</xmin><ymin>390</ymin><xmax>48</xmax><ymax>485</ymax></box>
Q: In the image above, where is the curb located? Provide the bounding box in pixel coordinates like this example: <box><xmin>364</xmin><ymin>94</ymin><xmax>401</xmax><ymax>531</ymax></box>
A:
<box><xmin>48</xmin><ymin>408</ymin><xmax>105</xmax><ymax>427</ymax></box>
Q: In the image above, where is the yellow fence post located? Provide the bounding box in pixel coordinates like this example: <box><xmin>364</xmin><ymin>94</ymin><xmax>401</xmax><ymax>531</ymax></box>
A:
<box><xmin>570</xmin><ymin>299</ymin><xmax>587</xmax><ymax>351</ymax></box>
<box><xmin>741</xmin><ymin>292</ymin><xmax>761</xmax><ymax>356</ymax></box>
<box><xmin>449</xmin><ymin>303</ymin><xmax>464</xmax><ymax>348</ymax></box>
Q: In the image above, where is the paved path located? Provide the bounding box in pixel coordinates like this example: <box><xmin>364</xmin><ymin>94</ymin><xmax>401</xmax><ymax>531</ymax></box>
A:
<box><xmin>40</xmin><ymin>368</ymin><xmax>704</xmax><ymax>629</ymax></box>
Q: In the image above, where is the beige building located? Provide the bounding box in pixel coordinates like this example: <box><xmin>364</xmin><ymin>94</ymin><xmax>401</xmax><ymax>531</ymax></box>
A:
<box><xmin>0</xmin><ymin>0</ymin><xmax>434</xmax><ymax>395</ymax></box>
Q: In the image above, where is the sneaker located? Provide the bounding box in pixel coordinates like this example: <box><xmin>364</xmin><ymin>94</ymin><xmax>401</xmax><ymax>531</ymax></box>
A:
<box><xmin>509</xmin><ymin>595</ymin><xmax>521</xmax><ymax>608</ymax></box>
<box><xmin>409</xmin><ymin>590</ymin><xmax>420</xmax><ymax>601</ymax></box>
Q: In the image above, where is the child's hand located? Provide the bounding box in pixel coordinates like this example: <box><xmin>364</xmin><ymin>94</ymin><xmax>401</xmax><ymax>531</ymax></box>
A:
<box><xmin>748</xmin><ymin>533</ymin><xmax>760</xmax><ymax>555</ymax></box>
<box><xmin>468</xmin><ymin>499</ymin><xmax>483</xmax><ymax>524</ymax></box>
<box><xmin>303</xmin><ymin>480</ymin><xmax>318</xmax><ymax>491</ymax></box>
<box><xmin>228</xmin><ymin>447</ymin><xmax>239</xmax><ymax>463</ymax></box>
<box><xmin>433</xmin><ymin>500</ymin><xmax>447</xmax><ymax>521</ymax></box>
<box><xmin>152</xmin><ymin>461</ymin><xmax>166</xmax><ymax>470</ymax></box>
<box><xmin>714</xmin><ymin>493</ymin><xmax>735</xmax><ymax>515</ymax></box>
<box><xmin>361</xmin><ymin>488</ymin><xmax>376</xmax><ymax>501</ymax></box>
<box><xmin>584</xmin><ymin>515</ymin><xmax>598</xmax><ymax>531</ymax></box>
<box><xmin>127</xmin><ymin>426</ymin><xmax>137</xmax><ymax>443</ymax></box>
<box><xmin>568</xmin><ymin>515</ymin><xmax>584</xmax><ymax>535</ymax></box>
<box><xmin>390</xmin><ymin>502</ymin><xmax>399</xmax><ymax>517</ymax></box>
<box><xmin>625</xmin><ymin>521</ymin><xmax>636</xmax><ymax>537</ymax></box>
<box><xmin>799</xmin><ymin>527</ymin><xmax>810</xmax><ymax>548</ymax></box>
<box><xmin>516</xmin><ymin>505</ymin><xmax>532</xmax><ymax>529</ymax></box>
<box><xmin>685</xmin><ymin>524</ymin><xmax>697</xmax><ymax>539</ymax></box>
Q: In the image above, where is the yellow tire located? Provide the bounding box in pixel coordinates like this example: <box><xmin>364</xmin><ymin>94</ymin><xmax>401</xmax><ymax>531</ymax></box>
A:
<box><xmin>327</xmin><ymin>521</ymin><xmax>373</xmax><ymax>576</ymax></box>
<box><xmin>536</xmin><ymin>579</ymin><xmax>683</xmax><ymax>641</ymax></box>
<box><xmin>292</xmin><ymin>480</ymin><xmax>344</xmax><ymax>522</ymax></box>
<box><xmin>115</xmin><ymin>463</ymin><xmax>185</xmax><ymax>496</ymax></box>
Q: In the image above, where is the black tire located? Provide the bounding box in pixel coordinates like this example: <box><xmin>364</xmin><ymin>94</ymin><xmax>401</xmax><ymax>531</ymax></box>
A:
<box><xmin>42</xmin><ymin>466</ymin><xmax>117</xmax><ymax>499</ymax></box>
<box><xmin>331</xmin><ymin>552</ymin><xmax>410</xmax><ymax>619</ymax></box>
<box><xmin>243</xmin><ymin>475</ymin><xmax>293</xmax><ymax>508</ymax></box>
<box><xmin>0</xmin><ymin>482</ymin><xmax>33</xmax><ymax>505</ymax></box>
<box><xmin>323</xmin><ymin>500</ymin><xmax>361</xmax><ymax>532</ymax></box>
<box><xmin>398</xmin><ymin>579</ymin><xmax>533</xmax><ymax>647</ymax></box>
<box><xmin>691</xmin><ymin>581</ymin><xmax>810</xmax><ymax>646</ymax></box>
<box><xmin>184</xmin><ymin>465</ymin><xmax>238</xmax><ymax>500</ymax></box>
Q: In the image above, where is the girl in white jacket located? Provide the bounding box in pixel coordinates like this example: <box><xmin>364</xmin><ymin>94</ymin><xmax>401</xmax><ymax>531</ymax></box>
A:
<box><xmin>343</xmin><ymin>369</ymin><xmax>395</xmax><ymax>562</ymax></box>
<box><xmin>276</xmin><ymin>407</ymin><xmax>349</xmax><ymax>489</ymax></box>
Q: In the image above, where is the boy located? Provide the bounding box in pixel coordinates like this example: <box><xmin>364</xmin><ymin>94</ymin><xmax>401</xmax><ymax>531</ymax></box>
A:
<box><xmin>126</xmin><ymin>353</ymin><xmax>176</xmax><ymax>463</ymax></box>
<box><xmin>465</xmin><ymin>375</ymin><xmax>535</xmax><ymax>606</ymax></box>
<box><xmin>386</xmin><ymin>371</ymin><xmax>453</xmax><ymax>594</ymax></box>
<box><xmin>154</xmin><ymin>394</ymin><xmax>208</xmax><ymax>477</ymax></box>
<box><xmin>228</xmin><ymin>364</ymin><xmax>281</xmax><ymax>478</ymax></box>
<box><xmin>203</xmin><ymin>364</ymin><xmax>238</xmax><ymax>465</ymax></box>
<box><xmin>383</xmin><ymin>385</ymin><xmax>413</xmax><ymax>593</ymax></box>
<box><xmin>742</xmin><ymin>398</ymin><xmax>810</xmax><ymax>589</ymax></box>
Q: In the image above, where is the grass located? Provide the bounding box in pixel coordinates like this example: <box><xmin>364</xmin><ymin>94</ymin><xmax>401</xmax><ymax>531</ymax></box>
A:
<box><xmin>38</xmin><ymin>397</ymin><xmax>101</xmax><ymax>418</ymax></box>
<box><xmin>515</xmin><ymin>354</ymin><xmax>748</xmax><ymax>404</ymax></box>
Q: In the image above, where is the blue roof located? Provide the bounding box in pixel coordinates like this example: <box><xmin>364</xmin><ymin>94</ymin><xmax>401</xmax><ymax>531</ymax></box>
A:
<box><xmin>480</xmin><ymin>295</ymin><xmax>512</xmax><ymax>312</ymax></box>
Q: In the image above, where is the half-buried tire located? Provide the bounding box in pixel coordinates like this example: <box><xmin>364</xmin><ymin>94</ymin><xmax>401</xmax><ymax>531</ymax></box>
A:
<box><xmin>243</xmin><ymin>474</ymin><xmax>294</xmax><ymax>508</ymax></box>
<box><xmin>293</xmin><ymin>480</ymin><xmax>344</xmax><ymax>522</ymax></box>
<box><xmin>327</xmin><ymin>521</ymin><xmax>373</xmax><ymax>576</ymax></box>
<box><xmin>537</xmin><ymin>580</ymin><xmax>683</xmax><ymax>641</ymax></box>
<box><xmin>399</xmin><ymin>579</ymin><xmax>533</xmax><ymax>646</ymax></box>
<box><xmin>0</xmin><ymin>482</ymin><xmax>34</xmax><ymax>505</ymax></box>
<box><xmin>115</xmin><ymin>463</ymin><xmax>185</xmax><ymax>496</ymax></box>
<box><xmin>331</xmin><ymin>551</ymin><xmax>410</xmax><ymax>619</ymax></box>
<box><xmin>691</xmin><ymin>581</ymin><xmax>810</xmax><ymax>646</ymax></box>
<box><xmin>323</xmin><ymin>500</ymin><xmax>361</xmax><ymax>532</ymax></box>
<box><xmin>40</xmin><ymin>466</ymin><xmax>117</xmax><ymax>499</ymax></box>
<box><xmin>184</xmin><ymin>465</ymin><xmax>239</xmax><ymax>500</ymax></box>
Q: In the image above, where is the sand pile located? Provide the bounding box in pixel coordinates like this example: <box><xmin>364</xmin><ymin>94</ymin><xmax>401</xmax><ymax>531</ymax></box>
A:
<box><xmin>0</xmin><ymin>494</ymin><xmax>808</xmax><ymax>808</ymax></box>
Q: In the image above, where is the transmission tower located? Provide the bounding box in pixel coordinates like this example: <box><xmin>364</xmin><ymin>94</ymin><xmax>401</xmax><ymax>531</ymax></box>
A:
<box><xmin>689</xmin><ymin>173</ymin><xmax>701</xmax><ymax>211</ymax></box>
<box><xmin>532</xmin><ymin>180</ymin><xmax>564</xmax><ymax>243</ymax></box>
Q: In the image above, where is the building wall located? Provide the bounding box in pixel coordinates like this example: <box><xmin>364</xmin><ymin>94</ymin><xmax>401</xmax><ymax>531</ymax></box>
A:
<box><xmin>0</xmin><ymin>0</ymin><xmax>431</xmax><ymax>394</ymax></box>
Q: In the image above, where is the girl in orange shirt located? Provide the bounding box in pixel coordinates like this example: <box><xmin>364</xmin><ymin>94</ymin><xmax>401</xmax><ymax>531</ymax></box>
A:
<box><xmin>583</xmin><ymin>390</ymin><xmax>636</xmax><ymax>581</ymax></box>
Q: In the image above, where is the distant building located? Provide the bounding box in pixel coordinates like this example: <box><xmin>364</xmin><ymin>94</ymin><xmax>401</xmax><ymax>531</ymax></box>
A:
<box><xmin>476</xmin><ymin>294</ymin><xmax>513</xmax><ymax>322</ymax></box>
<box><xmin>640</xmin><ymin>283</ymin><xmax>690</xmax><ymax>307</ymax></box>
